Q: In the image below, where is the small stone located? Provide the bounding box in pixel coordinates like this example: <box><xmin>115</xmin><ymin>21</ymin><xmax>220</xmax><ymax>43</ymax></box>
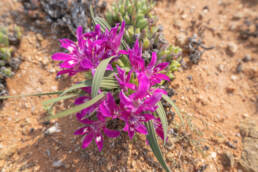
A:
<box><xmin>236</xmin><ymin>63</ymin><xmax>242</xmax><ymax>73</ymax></box>
<box><xmin>227</xmin><ymin>42</ymin><xmax>238</xmax><ymax>55</ymax></box>
<box><xmin>224</xmin><ymin>141</ymin><xmax>236</xmax><ymax>149</ymax></box>
<box><xmin>52</xmin><ymin>160</ymin><xmax>63</xmax><ymax>168</ymax></box>
<box><xmin>45</xmin><ymin>123</ymin><xmax>61</xmax><ymax>134</ymax></box>
<box><xmin>232</xmin><ymin>12</ymin><xmax>243</xmax><ymax>20</ymax></box>
<box><xmin>187</xmin><ymin>75</ymin><xmax>193</xmax><ymax>80</ymax></box>
<box><xmin>217</xmin><ymin>64</ymin><xmax>224</xmax><ymax>72</ymax></box>
<box><xmin>210</xmin><ymin>152</ymin><xmax>217</xmax><ymax>159</ymax></box>
<box><xmin>231</xmin><ymin>75</ymin><xmax>237</xmax><ymax>81</ymax></box>
<box><xmin>176</xmin><ymin>33</ymin><xmax>187</xmax><ymax>46</ymax></box>
<box><xmin>226</xmin><ymin>87</ymin><xmax>235</xmax><ymax>94</ymax></box>
<box><xmin>242</xmin><ymin>55</ymin><xmax>251</xmax><ymax>62</ymax></box>
<box><xmin>221</xmin><ymin>152</ymin><xmax>234</xmax><ymax>168</ymax></box>
<box><xmin>0</xmin><ymin>144</ymin><xmax>4</xmax><ymax>149</ymax></box>
<box><xmin>242</xmin><ymin>113</ymin><xmax>249</xmax><ymax>118</ymax></box>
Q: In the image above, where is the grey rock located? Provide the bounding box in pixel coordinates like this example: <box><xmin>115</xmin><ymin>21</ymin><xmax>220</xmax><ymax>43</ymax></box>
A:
<box><xmin>238</xmin><ymin>119</ymin><xmax>258</xmax><ymax>172</ymax></box>
<box><xmin>52</xmin><ymin>160</ymin><xmax>64</xmax><ymax>168</ymax></box>
<box><xmin>221</xmin><ymin>152</ymin><xmax>234</xmax><ymax>168</ymax></box>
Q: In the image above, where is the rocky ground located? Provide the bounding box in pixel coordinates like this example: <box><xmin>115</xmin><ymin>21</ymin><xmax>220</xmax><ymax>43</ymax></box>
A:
<box><xmin>0</xmin><ymin>0</ymin><xmax>257</xmax><ymax>171</ymax></box>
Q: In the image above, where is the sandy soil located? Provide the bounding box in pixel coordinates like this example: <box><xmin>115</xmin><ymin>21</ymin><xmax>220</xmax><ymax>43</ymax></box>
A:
<box><xmin>0</xmin><ymin>0</ymin><xmax>257</xmax><ymax>171</ymax></box>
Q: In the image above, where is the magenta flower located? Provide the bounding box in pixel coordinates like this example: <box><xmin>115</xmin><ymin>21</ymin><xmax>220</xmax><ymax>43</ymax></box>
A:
<box><xmin>74</xmin><ymin>113</ymin><xmax>120</xmax><ymax>151</ymax></box>
<box><xmin>153</xmin><ymin>117</ymin><xmax>165</xmax><ymax>140</ymax></box>
<box><xmin>145</xmin><ymin>52</ymin><xmax>170</xmax><ymax>86</ymax></box>
<box><xmin>120</xmin><ymin>40</ymin><xmax>145</xmax><ymax>72</ymax></box>
<box><xmin>52</xmin><ymin>22</ymin><xmax>125</xmax><ymax>76</ymax></box>
<box><xmin>74</xmin><ymin>87</ymin><xmax>103</xmax><ymax>120</ymax></box>
<box><xmin>114</xmin><ymin>65</ymin><xmax>136</xmax><ymax>91</ymax></box>
<box><xmin>120</xmin><ymin>111</ymin><xmax>154</xmax><ymax>139</ymax></box>
<box><xmin>122</xmin><ymin>40</ymin><xmax>170</xmax><ymax>85</ymax></box>
<box><xmin>99</xmin><ymin>93</ymin><xmax>120</xmax><ymax>119</ymax></box>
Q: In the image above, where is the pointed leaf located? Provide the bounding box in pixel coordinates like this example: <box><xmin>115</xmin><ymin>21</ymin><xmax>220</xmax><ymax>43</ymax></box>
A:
<box><xmin>42</xmin><ymin>94</ymin><xmax>78</xmax><ymax>106</ymax></box>
<box><xmin>47</xmin><ymin>93</ymin><xmax>105</xmax><ymax>120</ymax></box>
<box><xmin>91</xmin><ymin>57</ymin><xmax>114</xmax><ymax>97</ymax></box>
<box><xmin>0</xmin><ymin>91</ymin><xmax>62</xmax><ymax>99</ymax></box>
<box><xmin>162</xmin><ymin>94</ymin><xmax>184</xmax><ymax>126</ymax></box>
<box><xmin>156</xmin><ymin>101</ymin><xmax>168</xmax><ymax>145</ymax></box>
<box><xmin>145</xmin><ymin>121</ymin><xmax>171</xmax><ymax>172</ymax></box>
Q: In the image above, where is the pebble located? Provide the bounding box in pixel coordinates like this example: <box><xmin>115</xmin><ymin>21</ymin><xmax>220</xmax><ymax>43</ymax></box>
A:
<box><xmin>242</xmin><ymin>113</ymin><xmax>249</xmax><ymax>118</ymax></box>
<box><xmin>231</xmin><ymin>75</ymin><xmax>237</xmax><ymax>81</ymax></box>
<box><xmin>227</xmin><ymin>42</ymin><xmax>238</xmax><ymax>55</ymax></box>
<box><xmin>217</xmin><ymin>64</ymin><xmax>224</xmax><ymax>72</ymax></box>
<box><xmin>45</xmin><ymin>123</ymin><xmax>61</xmax><ymax>134</ymax></box>
<box><xmin>225</xmin><ymin>141</ymin><xmax>236</xmax><ymax>149</ymax></box>
<box><xmin>0</xmin><ymin>144</ymin><xmax>3</xmax><ymax>149</ymax></box>
<box><xmin>187</xmin><ymin>75</ymin><xmax>193</xmax><ymax>80</ymax></box>
<box><xmin>236</xmin><ymin>62</ymin><xmax>242</xmax><ymax>73</ymax></box>
<box><xmin>176</xmin><ymin>33</ymin><xmax>187</xmax><ymax>46</ymax></box>
<box><xmin>242</xmin><ymin>55</ymin><xmax>251</xmax><ymax>62</ymax></box>
<box><xmin>210</xmin><ymin>152</ymin><xmax>217</xmax><ymax>159</ymax></box>
<box><xmin>221</xmin><ymin>152</ymin><xmax>234</xmax><ymax>168</ymax></box>
<box><xmin>52</xmin><ymin>160</ymin><xmax>63</xmax><ymax>168</ymax></box>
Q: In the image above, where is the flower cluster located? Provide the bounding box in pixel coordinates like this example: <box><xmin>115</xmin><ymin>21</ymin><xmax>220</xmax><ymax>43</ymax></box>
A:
<box><xmin>52</xmin><ymin>22</ymin><xmax>170</xmax><ymax>151</ymax></box>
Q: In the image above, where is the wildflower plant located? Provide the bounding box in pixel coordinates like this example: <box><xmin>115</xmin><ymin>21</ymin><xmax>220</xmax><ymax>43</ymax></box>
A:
<box><xmin>42</xmin><ymin>11</ymin><xmax>183</xmax><ymax>170</ymax></box>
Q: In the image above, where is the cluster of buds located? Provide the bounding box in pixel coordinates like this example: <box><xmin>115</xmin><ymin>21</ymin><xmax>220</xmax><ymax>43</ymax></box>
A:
<box><xmin>52</xmin><ymin>22</ymin><xmax>170</xmax><ymax>151</ymax></box>
<box><xmin>0</xmin><ymin>27</ymin><xmax>22</xmax><ymax>96</ymax></box>
<box><xmin>105</xmin><ymin>0</ymin><xmax>181</xmax><ymax>79</ymax></box>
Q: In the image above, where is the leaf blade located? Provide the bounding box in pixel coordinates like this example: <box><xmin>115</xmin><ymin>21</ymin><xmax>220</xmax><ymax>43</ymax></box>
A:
<box><xmin>91</xmin><ymin>57</ymin><xmax>114</xmax><ymax>97</ymax></box>
<box><xmin>47</xmin><ymin>92</ymin><xmax>105</xmax><ymax>120</ymax></box>
<box><xmin>156</xmin><ymin>101</ymin><xmax>168</xmax><ymax>145</ymax></box>
<box><xmin>162</xmin><ymin>94</ymin><xmax>184</xmax><ymax>126</ymax></box>
<box><xmin>146</xmin><ymin>121</ymin><xmax>171</xmax><ymax>172</ymax></box>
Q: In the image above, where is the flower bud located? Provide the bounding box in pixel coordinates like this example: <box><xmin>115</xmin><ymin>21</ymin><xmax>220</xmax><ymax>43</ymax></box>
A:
<box><xmin>0</xmin><ymin>48</ymin><xmax>11</xmax><ymax>61</ymax></box>
<box><xmin>0</xmin><ymin>29</ymin><xmax>9</xmax><ymax>47</ymax></box>
<box><xmin>143</xmin><ymin>37</ymin><xmax>150</xmax><ymax>50</ymax></box>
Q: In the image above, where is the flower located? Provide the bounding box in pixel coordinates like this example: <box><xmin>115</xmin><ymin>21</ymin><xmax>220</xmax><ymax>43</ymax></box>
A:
<box><xmin>117</xmin><ymin>73</ymin><xmax>165</xmax><ymax>139</ymax></box>
<box><xmin>122</xmin><ymin>40</ymin><xmax>170</xmax><ymax>85</ymax></box>
<box><xmin>114</xmin><ymin>65</ymin><xmax>136</xmax><ymax>91</ymax></box>
<box><xmin>74</xmin><ymin>113</ymin><xmax>120</xmax><ymax>151</ymax></box>
<box><xmin>120</xmin><ymin>40</ymin><xmax>145</xmax><ymax>72</ymax></box>
<box><xmin>99</xmin><ymin>93</ymin><xmax>120</xmax><ymax>119</ymax></box>
<box><xmin>52</xmin><ymin>22</ymin><xmax>125</xmax><ymax>76</ymax></box>
<box><xmin>153</xmin><ymin>117</ymin><xmax>165</xmax><ymax>140</ymax></box>
<box><xmin>145</xmin><ymin>52</ymin><xmax>170</xmax><ymax>86</ymax></box>
<box><xmin>74</xmin><ymin>87</ymin><xmax>103</xmax><ymax>120</ymax></box>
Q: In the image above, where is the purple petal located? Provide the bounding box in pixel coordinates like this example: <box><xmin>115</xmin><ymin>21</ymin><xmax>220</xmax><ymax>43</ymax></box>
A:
<box><xmin>52</xmin><ymin>53</ymin><xmax>71</xmax><ymax>61</ymax></box>
<box><xmin>152</xmin><ymin>73</ymin><xmax>170</xmax><ymax>81</ymax></box>
<box><xmin>104</xmin><ymin>128</ymin><xmax>120</xmax><ymax>138</ymax></box>
<box><xmin>95</xmin><ymin>134</ymin><xmax>104</xmax><ymax>152</ymax></box>
<box><xmin>147</xmin><ymin>52</ymin><xmax>157</xmax><ymax>69</ymax></box>
<box><xmin>135</xmin><ymin>124</ymin><xmax>148</xmax><ymax>135</ymax></box>
<box><xmin>60</xmin><ymin>59</ymin><xmax>78</xmax><ymax>68</ymax></box>
<box><xmin>82</xmin><ymin>133</ymin><xmax>94</xmax><ymax>149</ymax></box>
<box><xmin>154</xmin><ymin>62</ymin><xmax>169</xmax><ymax>72</ymax></box>
<box><xmin>74</xmin><ymin>127</ymin><xmax>88</xmax><ymax>135</ymax></box>
<box><xmin>59</xmin><ymin>39</ymin><xmax>76</xmax><ymax>52</ymax></box>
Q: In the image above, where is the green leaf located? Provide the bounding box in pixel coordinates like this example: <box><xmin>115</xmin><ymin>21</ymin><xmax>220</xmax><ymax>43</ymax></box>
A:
<box><xmin>60</xmin><ymin>80</ymin><xmax>92</xmax><ymax>97</ymax></box>
<box><xmin>91</xmin><ymin>57</ymin><xmax>114</xmax><ymax>98</ymax></box>
<box><xmin>42</xmin><ymin>94</ymin><xmax>78</xmax><ymax>106</ymax></box>
<box><xmin>0</xmin><ymin>91</ymin><xmax>62</xmax><ymax>99</ymax></box>
<box><xmin>47</xmin><ymin>92</ymin><xmax>105</xmax><ymax>120</ymax></box>
<box><xmin>156</xmin><ymin>101</ymin><xmax>168</xmax><ymax>145</ymax></box>
<box><xmin>146</xmin><ymin>121</ymin><xmax>171</xmax><ymax>172</ymax></box>
<box><xmin>162</xmin><ymin>94</ymin><xmax>184</xmax><ymax>126</ymax></box>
